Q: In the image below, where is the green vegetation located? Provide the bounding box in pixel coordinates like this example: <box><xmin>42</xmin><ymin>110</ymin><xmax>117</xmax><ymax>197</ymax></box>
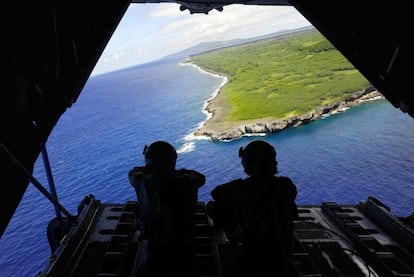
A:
<box><xmin>191</xmin><ymin>28</ymin><xmax>370</xmax><ymax>121</ymax></box>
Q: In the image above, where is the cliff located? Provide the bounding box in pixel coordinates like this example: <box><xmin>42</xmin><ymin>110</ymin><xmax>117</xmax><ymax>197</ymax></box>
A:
<box><xmin>194</xmin><ymin>86</ymin><xmax>384</xmax><ymax>141</ymax></box>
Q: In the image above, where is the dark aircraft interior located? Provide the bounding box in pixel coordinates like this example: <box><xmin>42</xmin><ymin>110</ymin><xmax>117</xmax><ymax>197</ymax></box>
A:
<box><xmin>1</xmin><ymin>2</ymin><xmax>412</xmax><ymax>276</ymax></box>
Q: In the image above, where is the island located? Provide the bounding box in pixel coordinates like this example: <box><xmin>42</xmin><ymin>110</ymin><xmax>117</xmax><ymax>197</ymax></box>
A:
<box><xmin>188</xmin><ymin>28</ymin><xmax>384</xmax><ymax>141</ymax></box>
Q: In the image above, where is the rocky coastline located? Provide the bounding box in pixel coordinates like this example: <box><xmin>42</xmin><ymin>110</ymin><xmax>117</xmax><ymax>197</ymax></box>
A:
<box><xmin>194</xmin><ymin>86</ymin><xmax>384</xmax><ymax>141</ymax></box>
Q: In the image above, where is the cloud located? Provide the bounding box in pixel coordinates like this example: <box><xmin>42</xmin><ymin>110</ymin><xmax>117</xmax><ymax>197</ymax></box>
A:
<box><xmin>148</xmin><ymin>3</ymin><xmax>182</xmax><ymax>18</ymax></box>
<box><xmin>152</xmin><ymin>5</ymin><xmax>309</xmax><ymax>43</ymax></box>
<box><xmin>92</xmin><ymin>4</ymin><xmax>311</xmax><ymax>75</ymax></box>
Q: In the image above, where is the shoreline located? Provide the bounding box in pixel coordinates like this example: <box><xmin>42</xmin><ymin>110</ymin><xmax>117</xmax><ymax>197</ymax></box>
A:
<box><xmin>180</xmin><ymin>60</ymin><xmax>228</xmax><ymax>126</ymax></box>
<box><xmin>184</xmin><ymin>61</ymin><xmax>385</xmax><ymax>142</ymax></box>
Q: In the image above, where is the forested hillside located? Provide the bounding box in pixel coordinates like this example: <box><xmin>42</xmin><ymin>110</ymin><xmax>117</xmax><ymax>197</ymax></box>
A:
<box><xmin>191</xmin><ymin>28</ymin><xmax>370</xmax><ymax>121</ymax></box>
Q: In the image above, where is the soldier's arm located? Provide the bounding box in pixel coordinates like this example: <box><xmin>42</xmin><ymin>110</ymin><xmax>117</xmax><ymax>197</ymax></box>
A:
<box><xmin>128</xmin><ymin>166</ymin><xmax>147</xmax><ymax>189</ymax></box>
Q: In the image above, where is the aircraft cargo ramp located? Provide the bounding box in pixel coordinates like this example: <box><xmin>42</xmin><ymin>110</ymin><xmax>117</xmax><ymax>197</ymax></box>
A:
<box><xmin>39</xmin><ymin>196</ymin><xmax>414</xmax><ymax>277</ymax></box>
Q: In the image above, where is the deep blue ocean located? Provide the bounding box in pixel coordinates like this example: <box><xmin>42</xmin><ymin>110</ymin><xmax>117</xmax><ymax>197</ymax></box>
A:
<box><xmin>1</xmin><ymin>58</ymin><xmax>414</xmax><ymax>276</ymax></box>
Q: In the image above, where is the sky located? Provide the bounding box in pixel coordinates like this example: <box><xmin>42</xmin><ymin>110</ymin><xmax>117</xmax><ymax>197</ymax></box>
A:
<box><xmin>92</xmin><ymin>3</ymin><xmax>312</xmax><ymax>76</ymax></box>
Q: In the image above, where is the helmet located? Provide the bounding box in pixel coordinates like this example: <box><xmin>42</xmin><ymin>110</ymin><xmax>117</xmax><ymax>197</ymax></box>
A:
<box><xmin>239</xmin><ymin>140</ymin><xmax>278</xmax><ymax>176</ymax></box>
<box><xmin>143</xmin><ymin>141</ymin><xmax>177</xmax><ymax>172</ymax></box>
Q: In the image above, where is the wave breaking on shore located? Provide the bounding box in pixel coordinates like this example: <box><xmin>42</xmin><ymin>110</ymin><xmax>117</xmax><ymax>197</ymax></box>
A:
<box><xmin>180</xmin><ymin>60</ymin><xmax>228</xmax><ymax>142</ymax></box>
